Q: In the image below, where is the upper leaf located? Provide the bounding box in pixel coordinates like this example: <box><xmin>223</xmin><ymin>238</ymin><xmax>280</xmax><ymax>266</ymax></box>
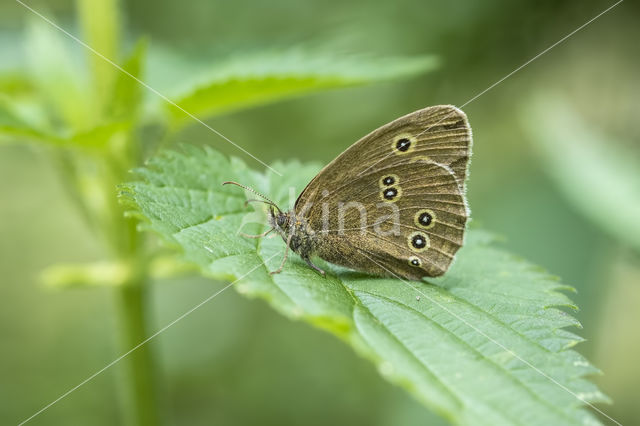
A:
<box><xmin>24</xmin><ymin>18</ymin><xmax>94</xmax><ymax>132</ymax></box>
<box><xmin>105</xmin><ymin>39</ymin><xmax>147</xmax><ymax>122</ymax></box>
<box><xmin>0</xmin><ymin>96</ymin><xmax>62</xmax><ymax>146</ymax></box>
<box><xmin>121</xmin><ymin>147</ymin><xmax>609</xmax><ymax>426</ymax></box>
<box><xmin>165</xmin><ymin>51</ymin><xmax>438</xmax><ymax>127</ymax></box>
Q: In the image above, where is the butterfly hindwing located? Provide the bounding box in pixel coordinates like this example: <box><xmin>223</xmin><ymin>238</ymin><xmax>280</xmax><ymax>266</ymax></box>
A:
<box><xmin>309</xmin><ymin>160</ymin><xmax>467</xmax><ymax>279</ymax></box>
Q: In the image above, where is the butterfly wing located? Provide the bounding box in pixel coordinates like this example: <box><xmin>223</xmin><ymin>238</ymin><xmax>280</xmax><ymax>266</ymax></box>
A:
<box><xmin>296</xmin><ymin>105</ymin><xmax>471</xmax><ymax>209</ymax></box>
<box><xmin>296</xmin><ymin>105</ymin><xmax>471</xmax><ymax>280</ymax></box>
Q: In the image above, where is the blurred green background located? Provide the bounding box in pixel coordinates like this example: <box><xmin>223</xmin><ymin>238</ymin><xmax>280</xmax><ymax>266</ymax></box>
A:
<box><xmin>1</xmin><ymin>0</ymin><xmax>638</xmax><ymax>425</ymax></box>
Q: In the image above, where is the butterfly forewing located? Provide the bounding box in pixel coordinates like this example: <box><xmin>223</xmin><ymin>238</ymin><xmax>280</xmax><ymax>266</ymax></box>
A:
<box><xmin>295</xmin><ymin>105</ymin><xmax>472</xmax><ymax>280</ymax></box>
<box><xmin>295</xmin><ymin>105</ymin><xmax>471</xmax><ymax>211</ymax></box>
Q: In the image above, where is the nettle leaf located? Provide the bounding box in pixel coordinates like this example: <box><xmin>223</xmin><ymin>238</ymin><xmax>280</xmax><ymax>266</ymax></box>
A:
<box><xmin>122</xmin><ymin>147</ymin><xmax>609</xmax><ymax>426</ymax></box>
<box><xmin>0</xmin><ymin>72</ymin><xmax>36</xmax><ymax>97</ymax></box>
<box><xmin>0</xmin><ymin>31</ymin><xmax>145</xmax><ymax>149</ymax></box>
<box><xmin>0</xmin><ymin>94</ymin><xmax>64</xmax><ymax>146</ymax></box>
<box><xmin>523</xmin><ymin>95</ymin><xmax>640</xmax><ymax>252</ymax></box>
<box><xmin>106</xmin><ymin>39</ymin><xmax>147</xmax><ymax>121</ymax></box>
<box><xmin>25</xmin><ymin>18</ymin><xmax>94</xmax><ymax>132</ymax></box>
<box><xmin>166</xmin><ymin>51</ymin><xmax>438</xmax><ymax>127</ymax></box>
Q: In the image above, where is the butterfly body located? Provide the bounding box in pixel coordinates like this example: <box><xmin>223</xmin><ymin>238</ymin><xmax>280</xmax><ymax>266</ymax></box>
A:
<box><xmin>268</xmin><ymin>208</ymin><xmax>325</xmax><ymax>274</ymax></box>
<box><xmin>230</xmin><ymin>105</ymin><xmax>472</xmax><ymax>281</ymax></box>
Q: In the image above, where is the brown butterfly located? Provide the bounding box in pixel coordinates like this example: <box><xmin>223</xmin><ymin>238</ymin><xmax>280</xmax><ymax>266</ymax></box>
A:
<box><xmin>225</xmin><ymin>105</ymin><xmax>472</xmax><ymax>281</ymax></box>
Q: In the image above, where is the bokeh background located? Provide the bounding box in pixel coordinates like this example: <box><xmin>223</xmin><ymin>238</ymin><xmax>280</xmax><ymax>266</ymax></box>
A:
<box><xmin>1</xmin><ymin>0</ymin><xmax>638</xmax><ymax>425</ymax></box>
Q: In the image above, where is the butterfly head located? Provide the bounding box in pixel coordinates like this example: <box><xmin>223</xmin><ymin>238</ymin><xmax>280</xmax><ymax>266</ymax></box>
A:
<box><xmin>223</xmin><ymin>181</ymin><xmax>323</xmax><ymax>276</ymax></box>
<box><xmin>269</xmin><ymin>206</ymin><xmax>291</xmax><ymax>232</ymax></box>
<box><xmin>268</xmin><ymin>206</ymin><xmax>318</xmax><ymax>261</ymax></box>
<box><xmin>268</xmin><ymin>207</ymin><xmax>308</xmax><ymax>247</ymax></box>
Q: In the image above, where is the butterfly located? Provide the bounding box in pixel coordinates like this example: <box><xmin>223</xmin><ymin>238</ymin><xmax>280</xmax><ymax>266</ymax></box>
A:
<box><xmin>224</xmin><ymin>105</ymin><xmax>472</xmax><ymax>281</ymax></box>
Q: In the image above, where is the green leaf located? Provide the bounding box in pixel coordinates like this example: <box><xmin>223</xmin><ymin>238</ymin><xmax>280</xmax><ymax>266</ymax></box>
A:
<box><xmin>0</xmin><ymin>95</ymin><xmax>63</xmax><ymax>145</ymax></box>
<box><xmin>166</xmin><ymin>51</ymin><xmax>438</xmax><ymax>127</ymax></box>
<box><xmin>522</xmin><ymin>95</ymin><xmax>640</xmax><ymax>252</ymax></box>
<box><xmin>0</xmin><ymin>99</ymin><xmax>130</xmax><ymax>151</ymax></box>
<box><xmin>121</xmin><ymin>147</ymin><xmax>609</xmax><ymax>426</ymax></box>
<box><xmin>67</xmin><ymin>120</ymin><xmax>132</xmax><ymax>151</ymax></box>
<box><xmin>25</xmin><ymin>17</ymin><xmax>94</xmax><ymax>132</ymax></box>
<box><xmin>105</xmin><ymin>38</ymin><xmax>147</xmax><ymax>121</ymax></box>
<box><xmin>0</xmin><ymin>72</ymin><xmax>36</xmax><ymax>97</ymax></box>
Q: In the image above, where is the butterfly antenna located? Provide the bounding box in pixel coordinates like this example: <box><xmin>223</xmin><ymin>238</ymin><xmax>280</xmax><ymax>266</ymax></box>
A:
<box><xmin>222</xmin><ymin>181</ymin><xmax>282</xmax><ymax>213</ymax></box>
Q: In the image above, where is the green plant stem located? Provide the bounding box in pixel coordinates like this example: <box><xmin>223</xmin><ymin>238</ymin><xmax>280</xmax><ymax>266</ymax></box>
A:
<box><xmin>76</xmin><ymin>0</ymin><xmax>119</xmax><ymax>113</ymax></box>
<box><xmin>110</xmin><ymin>186</ymin><xmax>160</xmax><ymax>426</ymax></box>
<box><xmin>74</xmin><ymin>1</ymin><xmax>161</xmax><ymax>423</ymax></box>
<box><xmin>115</xmin><ymin>280</ymin><xmax>160</xmax><ymax>426</ymax></box>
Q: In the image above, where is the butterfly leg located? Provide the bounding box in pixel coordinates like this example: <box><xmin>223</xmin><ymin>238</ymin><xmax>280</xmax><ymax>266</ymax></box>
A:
<box><xmin>304</xmin><ymin>257</ymin><xmax>326</xmax><ymax>277</ymax></box>
<box><xmin>240</xmin><ymin>227</ymin><xmax>274</xmax><ymax>239</ymax></box>
<box><xmin>270</xmin><ymin>234</ymin><xmax>292</xmax><ymax>275</ymax></box>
